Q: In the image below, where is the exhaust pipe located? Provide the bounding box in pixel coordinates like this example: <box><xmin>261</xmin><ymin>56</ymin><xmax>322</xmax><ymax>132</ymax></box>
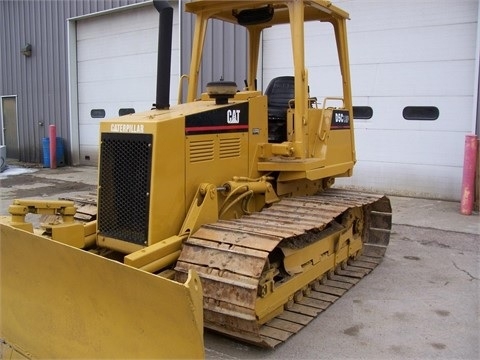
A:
<box><xmin>153</xmin><ymin>1</ymin><xmax>173</xmax><ymax>110</ymax></box>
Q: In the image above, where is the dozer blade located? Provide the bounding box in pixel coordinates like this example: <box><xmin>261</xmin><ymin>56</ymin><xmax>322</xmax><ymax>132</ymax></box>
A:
<box><xmin>0</xmin><ymin>223</ymin><xmax>204</xmax><ymax>359</ymax></box>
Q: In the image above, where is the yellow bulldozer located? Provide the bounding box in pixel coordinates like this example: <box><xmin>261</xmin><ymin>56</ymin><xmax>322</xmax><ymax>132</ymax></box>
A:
<box><xmin>1</xmin><ymin>0</ymin><xmax>392</xmax><ymax>358</ymax></box>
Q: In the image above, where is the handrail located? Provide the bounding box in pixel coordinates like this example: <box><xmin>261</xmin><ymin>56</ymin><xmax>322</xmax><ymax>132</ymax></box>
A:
<box><xmin>177</xmin><ymin>74</ymin><xmax>189</xmax><ymax>104</ymax></box>
<box><xmin>313</xmin><ymin>96</ymin><xmax>346</xmax><ymax>154</ymax></box>
<box><xmin>321</xmin><ymin>96</ymin><xmax>344</xmax><ymax>110</ymax></box>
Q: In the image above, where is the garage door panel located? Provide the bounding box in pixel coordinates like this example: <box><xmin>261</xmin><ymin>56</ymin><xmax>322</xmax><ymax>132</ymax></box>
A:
<box><xmin>78</xmin><ymin>104</ymin><xmax>138</xmax><ymax>126</ymax></box>
<box><xmin>337</xmin><ymin>161</ymin><xmax>462</xmax><ymax>201</ymax></box>
<box><xmin>77</xmin><ymin>28</ymin><xmax>157</xmax><ymax>62</ymax></box>
<box><xmin>307</xmin><ymin>66</ymin><xmax>343</xmax><ymax>98</ymax></box>
<box><xmin>78</xmin><ymin>77</ymin><xmax>155</xmax><ymax>103</ymax></box>
<box><xmin>77</xmin><ymin>5</ymin><xmax>157</xmax><ymax>41</ymax></box>
<box><xmin>353</xmin><ymin>128</ymin><xmax>466</xmax><ymax>167</ymax></box>
<box><xmin>349</xmin><ymin>23</ymin><xmax>476</xmax><ymax>65</ymax></box>
<box><xmin>352</xmin><ymin>96</ymin><xmax>472</xmax><ymax>132</ymax></box>
<box><xmin>263</xmin><ymin>26</ymin><xmax>338</xmax><ymax>68</ymax></box>
<box><xmin>79</xmin><ymin>144</ymin><xmax>100</xmax><ymax>165</ymax></box>
<box><xmin>78</xmin><ymin>105</ymin><xmax>103</xmax><ymax>126</ymax></box>
<box><xmin>342</xmin><ymin>0</ymin><xmax>476</xmax><ymax>33</ymax></box>
<box><xmin>310</xmin><ymin>61</ymin><xmax>473</xmax><ymax>98</ymax></box>
<box><xmin>78</xmin><ymin>77</ymin><xmax>178</xmax><ymax>106</ymax></box>
<box><xmin>350</xmin><ymin>60</ymin><xmax>474</xmax><ymax>98</ymax></box>
<box><xmin>78</xmin><ymin>53</ymin><xmax>157</xmax><ymax>82</ymax></box>
<box><xmin>79</xmin><ymin>124</ymin><xmax>100</xmax><ymax>146</ymax></box>
<box><xmin>79</xmin><ymin>102</ymin><xmax>152</xmax><ymax>125</ymax></box>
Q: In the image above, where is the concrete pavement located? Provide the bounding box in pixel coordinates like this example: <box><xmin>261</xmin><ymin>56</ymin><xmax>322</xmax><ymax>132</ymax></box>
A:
<box><xmin>1</xmin><ymin>164</ymin><xmax>479</xmax><ymax>359</ymax></box>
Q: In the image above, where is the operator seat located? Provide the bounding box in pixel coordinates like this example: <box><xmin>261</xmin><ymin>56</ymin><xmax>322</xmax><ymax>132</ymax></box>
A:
<box><xmin>265</xmin><ymin>76</ymin><xmax>294</xmax><ymax>143</ymax></box>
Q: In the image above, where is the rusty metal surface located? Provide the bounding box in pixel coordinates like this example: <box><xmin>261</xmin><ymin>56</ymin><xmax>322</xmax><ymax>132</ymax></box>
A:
<box><xmin>175</xmin><ymin>188</ymin><xmax>392</xmax><ymax>347</ymax></box>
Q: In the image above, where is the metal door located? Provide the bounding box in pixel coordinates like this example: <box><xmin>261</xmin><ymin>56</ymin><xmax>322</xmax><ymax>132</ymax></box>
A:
<box><xmin>1</xmin><ymin>96</ymin><xmax>19</xmax><ymax>159</ymax></box>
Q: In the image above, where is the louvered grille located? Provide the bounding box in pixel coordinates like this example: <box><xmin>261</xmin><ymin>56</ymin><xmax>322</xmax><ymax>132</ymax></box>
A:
<box><xmin>219</xmin><ymin>137</ymin><xmax>241</xmax><ymax>159</ymax></box>
<box><xmin>98</xmin><ymin>133</ymin><xmax>152</xmax><ymax>245</ymax></box>
<box><xmin>189</xmin><ymin>139</ymin><xmax>214</xmax><ymax>163</ymax></box>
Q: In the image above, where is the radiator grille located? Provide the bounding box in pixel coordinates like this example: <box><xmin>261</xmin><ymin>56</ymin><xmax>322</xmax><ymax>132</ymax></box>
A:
<box><xmin>189</xmin><ymin>139</ymin><xmax>214</xmax><ymax>163</ymax></box>
<box><xmin>98</xmin><ymin>133</ymin><xmax>152</xmax><ymax>246</ymax></box>
<box><xmin>219</xmin><ymin>137</ymin><xmax>241</xmax><ymax>159</ymax></box>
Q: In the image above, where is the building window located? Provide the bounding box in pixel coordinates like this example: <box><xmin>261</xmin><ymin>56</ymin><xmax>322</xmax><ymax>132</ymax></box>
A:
<box><xmin>353</xmin><ymin>106</ymin><xmax>373</xmax><ymax>120</ymax></box>
<box><xmin>119</xmin><ymin>108</ymin><xmax>135</xmax><ymax>116</ymax></box>
<box><xmin>403</xmin><ymin>106</ymin><xmax>439</xmax><ymax>121</ymax></box>
<box><xmin>91</xmin><ymin>109</ymin><xmax>106</xmax><ymax>118</ymax></box>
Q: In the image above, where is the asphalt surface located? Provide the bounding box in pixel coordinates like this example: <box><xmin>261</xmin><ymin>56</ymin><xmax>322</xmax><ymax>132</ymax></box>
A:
<box><xmin>1</xmin><ymin>164</ymin><xmax>479</xmax><ymax>359</ymax></box>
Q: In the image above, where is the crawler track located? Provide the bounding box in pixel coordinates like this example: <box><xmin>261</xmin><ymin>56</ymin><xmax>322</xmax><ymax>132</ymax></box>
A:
<box><xmin>175</xmin><ymin>188</ymin><xmax>392</xmax><ymax>347</ymax></box>
<box><xmin>59</xmin><ymin>193</ymin><xmax>97</xmax><ymax>221</ymax></box>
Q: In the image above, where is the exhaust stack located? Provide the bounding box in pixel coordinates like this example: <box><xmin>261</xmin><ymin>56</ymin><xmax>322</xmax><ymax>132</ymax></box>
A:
<box><xmin>153</xmin><ymin>1</ymin><xmax>173</xmax><ymax>110</ymax></box>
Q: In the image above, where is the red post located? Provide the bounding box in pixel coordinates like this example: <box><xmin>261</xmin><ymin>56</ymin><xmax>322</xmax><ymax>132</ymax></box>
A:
<box><xmin>49</xmin><ymin>125</ymin><xmax>57</xmax><ymax>169</ymax></box>
<box><xmin>460</xmin><ymin>134</ymin><xmax>478</xmax><ymax>215</ymax></box>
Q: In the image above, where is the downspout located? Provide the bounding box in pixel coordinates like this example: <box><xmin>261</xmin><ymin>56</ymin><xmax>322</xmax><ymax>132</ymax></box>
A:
<box><xmin>67</xmin><ymin>19</ymin><xmax>80</xmax><ymax>165</ymax></box>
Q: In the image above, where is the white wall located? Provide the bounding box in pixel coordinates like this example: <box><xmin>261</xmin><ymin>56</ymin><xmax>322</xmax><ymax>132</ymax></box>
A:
<box><xmin>261</xmin><ymin>0</ymin><xmax>478</xmax><ymax>200</ymax></box>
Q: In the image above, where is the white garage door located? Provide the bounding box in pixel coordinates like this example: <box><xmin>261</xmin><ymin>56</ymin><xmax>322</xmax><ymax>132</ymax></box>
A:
<box><xmin>75</xmin><ymin>3</ymin><xmax>179</xmax><ymax>165</ymax></box>
<box><xmin>261</xmin><ymin>0</ymin><xmax>478</xmax><ymax>200</ymax></box>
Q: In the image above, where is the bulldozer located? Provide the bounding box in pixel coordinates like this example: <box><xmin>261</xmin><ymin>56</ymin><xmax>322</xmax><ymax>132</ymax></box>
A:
<box><xmin>0</xmin><ymin>0</ymin><xmax>392</xmax><ymax>357</ymax></box>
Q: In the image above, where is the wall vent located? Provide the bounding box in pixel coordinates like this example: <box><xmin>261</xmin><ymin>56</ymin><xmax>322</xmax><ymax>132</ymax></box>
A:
<box><xmin>189</xmin><ymin>139</ymin><xmax>214</xmax><ymax>163</ymax></box>
<box><xmin>219</xmin><ymin>137</ymin><xmax>241</xmax><ymax>159</ymax></box>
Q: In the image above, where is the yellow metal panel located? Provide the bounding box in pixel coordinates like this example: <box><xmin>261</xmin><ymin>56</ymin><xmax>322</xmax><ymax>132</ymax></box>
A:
<box><xmin>185</xmin><ymin>132</ymin><xmax>249</xmax><ymax>206</ymax></box>
<box><xmin>99</xmin><ymin>112</ymin><xmax>186</xmax><ymax>246</ymax></box>
<box><xmin>0</xmin><ymin>224</ymin><xmax>204</xmax><ymax>359</ymax></box>
<box><xmin>0</xmin><ymin>342</ymin><xmax>29</xmax><ymax>359</ymax></box>
<box><xmin>51</xmin><ymin>222</ymin><xmax>87</xmax><ymax>248</ymax></box>
<box><xmin>185</xmin><ymin>1</ymin><xmax>350</xmax><ymax>23</ymax></box>
<box><xmin>125</xmin><ymin>235</ymin><xmax>185</xmax><ymax>270</ymax></box>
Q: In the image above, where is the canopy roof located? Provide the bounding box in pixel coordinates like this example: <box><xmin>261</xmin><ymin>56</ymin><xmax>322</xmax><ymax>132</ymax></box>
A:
<box><xmin>185</xmin><ymin>0</ymin><xmax>349</xmax><ymax>27</ymax></box>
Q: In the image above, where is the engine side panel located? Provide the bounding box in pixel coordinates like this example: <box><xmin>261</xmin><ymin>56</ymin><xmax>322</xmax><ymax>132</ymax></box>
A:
<box><xmin>98</xmin><ymin>117</ymin><xmax>186</xmax><ymax>251</ymax></box>
<box><xmin>185</xmin><ymin>102</ymin><xmax>250</xmax><ymax>205</ymax></box>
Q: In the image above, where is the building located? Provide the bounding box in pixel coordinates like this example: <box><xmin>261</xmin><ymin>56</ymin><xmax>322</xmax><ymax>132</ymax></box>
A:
<box><xmin>0</xmin><ymin>0</ymin><xmax>247</xmax><ymax>165</ymax></box>
<box><xmin>1</xmin><ymin>0</ymin><xmax>478</xmax><ymax>200</ymax></box>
